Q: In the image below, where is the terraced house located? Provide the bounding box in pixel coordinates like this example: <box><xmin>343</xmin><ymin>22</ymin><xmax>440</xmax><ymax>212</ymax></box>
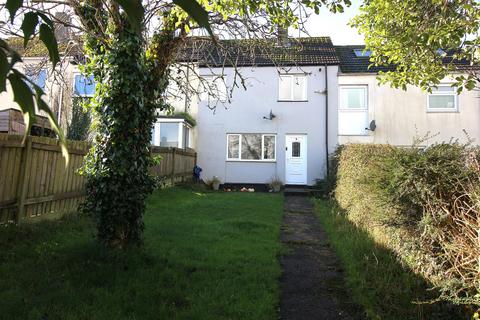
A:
<box><xmin>1</xmin><ymin>34</ymin><xmax>479</xmax><ymax>186</ymax></box>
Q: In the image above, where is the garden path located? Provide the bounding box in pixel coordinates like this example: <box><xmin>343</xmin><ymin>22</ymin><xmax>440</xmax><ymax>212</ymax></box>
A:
<box><xmin>279</xmin><ymin>195</ymin><xmax>364</xmax><ymax>320</ymax></box>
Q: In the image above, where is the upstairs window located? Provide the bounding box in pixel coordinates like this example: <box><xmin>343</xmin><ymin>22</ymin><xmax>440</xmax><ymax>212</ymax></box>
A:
<box><xmin>278</xmin><ymin>74</ymin><xmax>307</xmax><ymax>101</ymax></box>
<box><xmin>227</xmin><ymin>134</ymin><xmax>276</xmax><ymax>161</ymax></box>
<box><xmin>200</xmin><ymin>75</ymin><xmax>227</xmax><ymax>103</ymax></box>
<box><xmin>353</xmin><ymin>49</ymin><xmax>371</xmax><ymax>57</ymax></box>
<box><xmin>26</xmin><ymin>68</ymin><xmax>47</xmax><ymax>90</ymax></box>
<box><xmin>427</xmin><ymin>85</ymin><xmax>457</xmax><ymax>112</ymax></box>
<box><xmin>338</xmin><ymin>85</ymin><xmax>369</xmax><ymax>135</ymax></box>
<box><xmin>74</xmin><ymin>74</ymin><xmax>96</xmax><ymax>97</ymax></box>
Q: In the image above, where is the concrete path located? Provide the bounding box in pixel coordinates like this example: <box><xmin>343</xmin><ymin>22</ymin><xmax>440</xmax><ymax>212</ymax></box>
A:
<box><xmin>279</xmin><ymin>195</ymin><xmax>364</xmax><ymax>320</ymax></box>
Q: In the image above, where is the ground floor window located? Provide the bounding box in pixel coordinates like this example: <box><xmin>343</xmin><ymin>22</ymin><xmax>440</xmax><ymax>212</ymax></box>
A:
<box><xmin>427</xmin><ymin>85</ymin><xmax>457</xmax><ymax>112</ymax></box>
<box><xmin>227</xmin><ymin>134</ymin><xmax>276</xmax><ymax>161</ymax></box>
<box><xmin>151</xmin><ymin>120</ymin><xmax>192</xmax><ymax>148</ymax></box>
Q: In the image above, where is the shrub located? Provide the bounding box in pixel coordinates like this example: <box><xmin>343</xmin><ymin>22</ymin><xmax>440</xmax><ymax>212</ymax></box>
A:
<box><xmin>335</xmin><ymin>143</ymin><xmax>480</xmax><ymax>310</ymax></box>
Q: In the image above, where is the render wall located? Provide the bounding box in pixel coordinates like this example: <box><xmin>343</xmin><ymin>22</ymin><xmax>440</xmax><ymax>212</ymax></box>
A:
<box><xmin>336</xmin><ymin>74</ymin><xmax>480</xmax><ymax>147</ymax></box>
<box><xmin>197</xmin><ymin>65</ymin><xmax>339</xmax><ymax>185</ymax></box>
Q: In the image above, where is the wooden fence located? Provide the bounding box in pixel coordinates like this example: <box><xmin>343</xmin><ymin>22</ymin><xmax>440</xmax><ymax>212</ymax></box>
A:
<box><xmin>0</xmin><ymin>134</ymin><xmax>196</xmax><ymax>224</ymax></box>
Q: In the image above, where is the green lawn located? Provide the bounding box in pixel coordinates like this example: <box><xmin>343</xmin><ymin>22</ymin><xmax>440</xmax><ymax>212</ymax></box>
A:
<box><xmin>314</xmin><ymin>199</ymin><xmax>465</xmax><ymax>320</ymax></box>
<box><xmin>0</xmin><ymin>187</ymin><xmax>283</xmax><ymax>320</ymax></box>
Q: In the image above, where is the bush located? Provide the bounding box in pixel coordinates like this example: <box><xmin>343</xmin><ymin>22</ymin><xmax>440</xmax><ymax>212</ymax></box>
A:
<box><xmin>334</xmin><ymin>143</ymin><xmax>480</xmax><ymax>311</ymax></box>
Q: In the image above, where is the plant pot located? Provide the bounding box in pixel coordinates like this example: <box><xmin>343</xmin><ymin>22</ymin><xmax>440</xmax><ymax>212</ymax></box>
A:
<box><xmin>212</xmin><ymin>182</ymin><xmax>220</xmax><ymax>190</ymax></box>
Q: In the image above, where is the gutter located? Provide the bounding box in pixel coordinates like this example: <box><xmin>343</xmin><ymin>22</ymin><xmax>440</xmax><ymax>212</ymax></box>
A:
<box><xmin>324</xmin><ymin>64</ymin><xmax>329</xmax><ymax>177</ymax></box>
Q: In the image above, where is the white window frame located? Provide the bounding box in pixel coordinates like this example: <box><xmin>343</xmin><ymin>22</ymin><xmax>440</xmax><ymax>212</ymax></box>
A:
<box><xmin>152</xmin><ymin>119</ymin><xmax>192</xmax><ymax>148</ymax></box>
<box><xmin>226</xmin><ymin>133</ymin><xmax>277</xmax><ymax>162</ymax></box>
<box><xmin>338</xmin><ymin>85</ymin><xmax>369</xmax><ymax>136</ymax></box>
<box><xmin>339</xmin><ymin>85</ymin><xmax>368</xmax><ymax>111</ymax></box>
<box><xmin>353</xmin><ymin>49</ymin><xmax>371</xmax><ymax>57</ymax></box>
<box><xmin>73</xmin><ymin>72</ymin><xmax>96</xmax><ymax>97</ymax></box>
<box><xmin>278</xmin><ymin>74</ymin><xmax>308</xmax><ymax>102</ymax></box>
<box><xmin>427</xmin><ymin>84</ymin><xmax>458</xmax><ymax>113</ymax></box>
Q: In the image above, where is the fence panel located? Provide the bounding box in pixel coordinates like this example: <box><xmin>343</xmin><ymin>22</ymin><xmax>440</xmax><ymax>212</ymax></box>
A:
<box><xmin>0</xmin><ymin>134</ymin><xmax>196</xmax><ymax>224</ymax></box>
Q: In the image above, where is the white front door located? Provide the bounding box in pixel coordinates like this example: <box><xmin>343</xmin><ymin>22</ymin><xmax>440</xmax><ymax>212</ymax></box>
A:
<box><xmin>285</xmin><ymin>135</ymin><xmax>307</xmax><ymax>185</ymax></box>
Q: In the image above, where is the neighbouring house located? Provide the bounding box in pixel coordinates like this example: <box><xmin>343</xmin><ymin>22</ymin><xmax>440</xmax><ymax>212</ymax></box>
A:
<box><xmin>334</xmin><ymin>45</ymin><xmax>480</xmax><ymax>147</ymax></box>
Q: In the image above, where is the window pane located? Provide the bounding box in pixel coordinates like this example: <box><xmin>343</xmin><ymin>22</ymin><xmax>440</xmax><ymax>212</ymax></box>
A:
<box><xmin>160</xmin><ymin>123</ymin><xmax>179</xmax><ymax>147</ymax></box>
<box><xmin>341</xmin><ymin>87</ymin><xmax>366</xmax><ymax>109</ymax></box>
<box><xmin>292</xmin><ymin>142</ymin><xmax>301</xmax><ymax>157</ymax></box>
<box><xmin>278</xmin><ymin>75</ymin><xmax>291</xmax><ymax>100</ymax></box>
<box><xmin>228</xmin><ymin>135</ymin><xmax>239</xmax><ymax>159</ymax></box>
<box><xmin>26</xmin><ymin>68</ymin><xmax>47</xmax><ymax>90</ymax></box>
<box><xmin>241</xmin><ymin>134</ymin><xmax>262</xmax><ymax>160</ymax></box>
<box><xmin>292</xmin><ymin>76</ymin><xmax>306</xmax><ymax>101</ymax></box>
<box><xmin>429</xmin><ymin>95</ymin><xmax>455</xmax><ymax>109</ymax></box>
<box><xmin>263</xmin><ymin>135</ymin><xmax>275</xmax><ymax>160</ymax></box>
<box><xmin>74</xmin><ymin>74</ymin><xmax>96</xmax><ymax>96</ymax></box>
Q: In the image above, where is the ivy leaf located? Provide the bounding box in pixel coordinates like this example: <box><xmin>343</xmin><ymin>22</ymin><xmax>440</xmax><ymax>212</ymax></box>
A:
<box><xmin>34</xmin><ymin>86</ymin><xmax>69</xmax><ymax>163</ymax></box>
<box><xmin>173</xmin><ymin>0</ymin><xmax>213</xmax><ymax>37</ymax></box>
<box><xmin>115</xmin><ymin>0</ymin><xmax>145</xmax><ymax>34</ymax></box>
<box><xmin>8</xmin><ymin>70</ymin><xmax>35</xmax><ymax>139</ymax></box>
<box><xmin>39</xmin><ymin>23</ymin><xmax>60</xmax><ymax>68</ymax></box>
<box><xmin>21</xmin><ymin>12</ymin><xmax>39</xmax><ymax>48</ymax></box>
<box><xmin>6</xmin><ymin>0</ymin><xmax>22</xmax><ymax>23</ymax></box>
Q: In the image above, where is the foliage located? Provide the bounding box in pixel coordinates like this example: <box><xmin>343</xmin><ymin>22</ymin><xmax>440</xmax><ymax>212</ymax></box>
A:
<box><xmin>352</xmin><ymin>0</ymin><xmax>480</xmax><ymax>91</ymax></box>
<box><xmin>268</xmin><ymin>176</ymin><xmax>283</xmax><ymax>192</ymax></box>
<box><xmin>0</xmin><ymin>188</ymin><xmax>283</xmax><ymax>319</ymax></box>
<box><xmin>67</xmin><ymin>97</ymin><xmax>91</xmax><ymax>141</ymax></box>
<box><xmin>334</xmin><ymin>143</ymin><xmax>480</xmax><ymax>313</ymax></box>
<box><xmin>173</xmin><ymin>111</ymin><xmax>197</xmax><ymax>127</ymax></box>
<box><xmin>81</xmin><ymin>20</ymin><xmax>159</xmax><ymax>248</ymax></box>
<box><xmin>315</xmin><ymin>199</ymin><xmax>465</xmax><ymax>319</ymax></box>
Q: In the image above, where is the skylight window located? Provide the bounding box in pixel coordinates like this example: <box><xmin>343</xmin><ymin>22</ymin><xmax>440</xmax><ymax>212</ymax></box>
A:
<box><xmin>353</xmin><ymin>49</ymin><xmax>371</xmax><ymax>58</ymax></box>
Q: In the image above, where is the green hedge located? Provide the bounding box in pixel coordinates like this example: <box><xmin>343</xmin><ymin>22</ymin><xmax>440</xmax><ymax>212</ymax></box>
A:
<box><xmin>334</xmin><ymin>143</ymin><xmax>480</xmax><ymax>310</ymax></box>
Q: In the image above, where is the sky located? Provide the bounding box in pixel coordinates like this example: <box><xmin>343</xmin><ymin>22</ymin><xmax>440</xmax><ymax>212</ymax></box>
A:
<box><xmin>297</xmin><ymin>1</ymin><xmax>364</xmax><ymax>45</ymax></box>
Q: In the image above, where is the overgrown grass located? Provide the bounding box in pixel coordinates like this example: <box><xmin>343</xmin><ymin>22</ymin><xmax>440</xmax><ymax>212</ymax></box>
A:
<box><xmin>0</xmin><ymin>187</ymin><xmax>283</xmax><ymax>320</ymax></box>
<box><xmin>315</xmin><ymin>199</ymin><xmax>465</xmax><ymax>320</ymax></box>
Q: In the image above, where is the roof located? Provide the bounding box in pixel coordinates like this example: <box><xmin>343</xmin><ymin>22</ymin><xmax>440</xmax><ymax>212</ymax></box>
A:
<box><xmin>335</xmin><ymin>45</ymin><xmax>394</xmax><ymax>74</ymax></box>
<box><xmin>335</xmin><ymin>45</ymin><xmax>479</xmax><ymax>74</ymax></box>
<box><xmin>178</xmin><ymin>36</ymin><xmax>339</xmax><ymax>67</ymax></box>
<box><xmin>6</xmin><ymin>37</ymin><xmax>82</xmax><ymax>59</ymax></box>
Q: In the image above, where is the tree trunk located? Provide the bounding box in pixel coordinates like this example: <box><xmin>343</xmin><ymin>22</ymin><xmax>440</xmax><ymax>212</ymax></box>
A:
<box><xmin>83</xmin><ymin>27</ymin><xmax>157</xmax><ymax>249</ymax></box>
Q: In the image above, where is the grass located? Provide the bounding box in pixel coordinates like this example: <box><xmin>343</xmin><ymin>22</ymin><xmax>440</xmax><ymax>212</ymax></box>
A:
<box><xmin>314</xmin><ymin>199</ymin><xmax>465</xmax><ymax>320</ymax></box>
<box><xmin>0</xmin><ymin>187</ymin><xmax>284</xmax><ymax>320</ymax></box>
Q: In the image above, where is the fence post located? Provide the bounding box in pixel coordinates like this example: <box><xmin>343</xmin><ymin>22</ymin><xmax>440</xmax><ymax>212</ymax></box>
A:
<box><xmin>171</xmin><ymin>148</ymin><xmax>176</xmax><ymax>185</ymax></box>
<box><xmin>15</xmin><ymin>136</ymin><xmax>32</xmax><ymax>224</ymax></box>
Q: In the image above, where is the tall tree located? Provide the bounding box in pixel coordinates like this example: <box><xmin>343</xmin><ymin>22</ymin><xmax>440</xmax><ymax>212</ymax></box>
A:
<box><xmin>352</xmin><ymin>0</ymin><xmax>480</xmax><ymax>91</ymax></box>
<box><xmin>1</xmin><ymin>0</ymin><xmax>349</xmax><ymax>248</ymax></box>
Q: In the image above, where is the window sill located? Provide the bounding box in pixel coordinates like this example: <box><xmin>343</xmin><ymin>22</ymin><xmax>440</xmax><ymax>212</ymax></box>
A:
<box><xmin>277</xmin><ymin>100</ymin><xmax>308</xmax><ymax>102</ymax></box>
<box><xmin>426</xmin><ymin>109</ymin><xmax>459</xmax><ymax>113</ymax></box>
<box><xmin>226</xmin><ymin>159</ymin><xmax>277</xmax><ymax>163</ymax></box>
<box><xmin>338</xmin><ymin>133</ymin><xmax>370</xmax><ymax>137</ymax></box>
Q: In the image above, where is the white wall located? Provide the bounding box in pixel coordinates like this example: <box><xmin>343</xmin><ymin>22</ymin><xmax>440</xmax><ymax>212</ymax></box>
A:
<box><xmin>197</xmin><ymin>65</ymin><xmax>339</xmax><ymax>185</ymax></box>
<box><xmin>335</xmin><ymin>73</ymin><xmax>480</xmax><ymax>147</ymax></box>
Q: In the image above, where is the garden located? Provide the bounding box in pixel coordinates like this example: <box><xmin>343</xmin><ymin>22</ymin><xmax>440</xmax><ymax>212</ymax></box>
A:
<box><xmin>317</xmin><ymin>142</ymin><xmax>480</xmax><ymax>319</ymax></box>
<box><xmin>0</xmin><ymin>187</ymin><xmax>283</xmax><ymax>320</ymax></box>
